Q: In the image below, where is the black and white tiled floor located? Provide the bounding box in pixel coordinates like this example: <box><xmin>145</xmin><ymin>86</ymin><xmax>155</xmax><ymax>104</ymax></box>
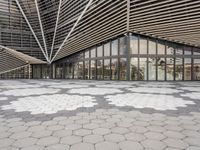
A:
<box><xmin>0</xmin><ymin>80</ymin><xmax>200</xmax><ymax>150</ymax></box>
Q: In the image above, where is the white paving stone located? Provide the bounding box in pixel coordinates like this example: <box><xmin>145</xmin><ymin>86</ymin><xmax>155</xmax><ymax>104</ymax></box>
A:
<box><xmin>105</xmin><ymin>93</ymin><xmax>194</xmax><ymax>110</ymax></box>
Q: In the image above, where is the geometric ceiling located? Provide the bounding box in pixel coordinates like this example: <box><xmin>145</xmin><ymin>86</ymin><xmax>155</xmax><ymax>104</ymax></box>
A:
<box><xmin>1</xmin><ymin>0</ymin><xmax>200</xmax><ymax>63</ymax></box>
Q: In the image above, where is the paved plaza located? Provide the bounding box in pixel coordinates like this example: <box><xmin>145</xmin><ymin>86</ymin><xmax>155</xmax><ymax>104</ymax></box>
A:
<box><xmin>0</xmin><ymin>80</ymin><xmax>200</xmax><ymax>150</ymax></box>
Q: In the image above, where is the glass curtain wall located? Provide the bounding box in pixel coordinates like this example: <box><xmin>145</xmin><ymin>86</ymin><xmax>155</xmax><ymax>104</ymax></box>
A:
<box><xmin>54</xmin><ymin>33</ymin><xmax>199</xmax><ymax>81</ymax></box>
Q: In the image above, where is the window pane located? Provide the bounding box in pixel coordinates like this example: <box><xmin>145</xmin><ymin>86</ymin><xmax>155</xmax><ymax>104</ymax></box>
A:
<box><xmin>111</xmin><ymin>58</ymin><xmax>118</xmax><ymax>80</ymax></box>
<box><xmin>140</xmin><ymin>37</ymin><xmax>147</xmax><ymax>54</ymax></box>
<box><xmin>78</xmin><ymin>62</ymin><xmax>84</xmax><ymax>79</ymax></box>
<box><xmin>193</xmin><ymin>48</ymin><xmax>200</xmax><ymax>55</ymax></box>
<box><xmin>139</xmin><ymin>58</ymin><xmax>147</xmax><ymax>80</ymax></box>
<box><xmin>157</xmin><ymin>40</ymin><xmax>165</xmax><ymax>55</ymax></box>
<box><xmin>104</xmin><ymin>43</ymin><xmax>110</xmax><ymax>56</ymax></box>
<box><xmin>175</xmin><ymin>45</ymin><xmax>183</xmax><ymax>55</ymax></box>
<box><xmin>149</xmin><ymin>39</ymin><xmax>156</xmax><ymax>54</ymax></box>
<box><xmin>97</xmin><ymin>60</ymin><xmax>103</xmax><ymax>79</ymax></box>
<box><xmin>119</xmin><ymin>37</ymin><xmax>127</xmax><ymax>55</ymax></box>
<box><xmin>97</xmin><ymin>46</ymin><xmax>103</xmax><ymax>57</ymax></box>
<box><xmin>184</xmin><ymin>58</ymin><xmax>191</xmax><ymax>80</ymax></box>
<box><xmin>166</xmin><ymin>58</ymin><xmax>174</xmax><ymax>80</ymax></box>
<box><xmin>193</xmin><ymin>59</ymin><xmax>200</xmax><ymax>80</ymax></box>
<box><xmin>166</xmin><ymin>43</ymin><xmax>174</xmax><ymax>55</ymax></box>
<box><xmin>157</xmin><ymin>58</ymin><xmax>165</xmax><ymax>81</ymax></box>
<box><xmin>90</xmin><ymin>60</ymin><xmax>96</xmax><ymax>79</ymax></box>
<box><xmin>104</xmin><ymin>59</ymin><xmax>111</xmax><ymax>80</ymax></box>
<box><xmin>91</xmin><ymin>48</ymin><xmax>96</xmax><ymax>58</ymax></box>
<box><xmin>111</xmin><ymin>39</ymin><xmax>118</xmax><ymax>56</ymax></box>
<box><xmin>130</xmin><ymin>58</ymin><xmax>138</xmax><ymax>80</ymax></box>
<box><xmin>74</xmin><ymin>62</ymin><xmax>78</xmax><ymax>79</ymax></box>
<box><xmin>85</xmin><ymin>51</ymin><xmax>89</xmax><ymax>58</ymax></box>
<box><xmin>148</xmin><ymin>57</ymin><xmax>156</xmax><ymax>80</ymax></box>
<box><xmin>85</xmin><ymin>60</ymin><xmax>90</xmax><ymax>79</ymax></box>
<box><xmin>130</xmin><ymin>35</ymin><xmax>138</xmax><ymax>54</ymax></box>
<box><xmin>175</xmin><ymin>58</ymin><xmax>183</xmax><ymax>80</ymax></box>
<box><xmin>119</xmin><ymin>58</ymin><xmax>127</xmax><ymax>80</ymax></box>
<box><xmin>184</xmin><ymin>46</ymin><xmax>192</xmax><ymax>55</ymax></box>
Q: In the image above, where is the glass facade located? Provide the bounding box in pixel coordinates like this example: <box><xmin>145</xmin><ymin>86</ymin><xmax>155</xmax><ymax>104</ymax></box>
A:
<box><xmin>54</xmin><ymin>33</ymin><xmax>200</xmax><ymax>81</ymax></box>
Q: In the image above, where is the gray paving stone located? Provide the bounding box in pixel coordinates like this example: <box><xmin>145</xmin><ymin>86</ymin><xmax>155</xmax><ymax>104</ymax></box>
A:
<box><xmin>164</xmin><ymin>125</ymin><xmax>183</xmax><ymax>131</ymax></box>
<box><xmin>37</xmin><ymin>136</ymin><xmax>59</xmax><ymax>146</ymax></box>
<box><xmin>129</xmin><ymin>126</ymin><xmax>148</xmax><ymax>133</ymax></box>
<box><xmin>141</xmin><ymin>139</ymin><xmax>166</xmax><ymax>150</ymax></box>
<box><xmin>42</xmin><ymin>121</ymin><xmax>58</xmax><ymax>126</ymax></box>
<box><xmin>163</xmin><ymin>138</ymin><xmax>189</xmax><ymax>149</ymax></box>
<box><xmin>111</xmin><ymin>127</ymin><xmax>129</xmax><ymax>134</ymax></box>
<box><xmin>12</xmin><ymin>137</ymin><xmax>37</xmax><ymax>148</ymax></box>
<box><xmin>104</xmin><ymin>133</ymin><xmax>125</xmax><ymax>143</ymax></box>
<box><xmin>45</xmin><ymin>144</ymin><xmax>69</xmax><ymax>150</ymax></box>
<box><xmin>0</xmin><ymin>138</ymin><xmax>14</xmax><ymax>148</ymax></box>
<box><xmin>31</xmin><ymin>130</ymin><xmax>52</xmax><ymax>138</ymax></box>
<box><xmin>147</xmin><ymin>126</ymin><xmax>166</xmax><ymax>132</ymax></box>
<box><xmin>10</xmin><ymin>131</ymin><xmax>32</xmax><ymax>139</ymax></box>
<box><xmin>95</xmin><ymin>141</ymin><xmax>119</xmax><ymax>150</ymax></box>
<box><xmin>144</xmin><ymin>131</ymin><xmax>166</xmax><ymax>140</ymax></box>
<box><xmin>184</xmin><ymin>137</ymin><xmax>200</xmax><ymax>147</ymax></box>
<box><xmin>70</xmin><ymin>142</ymin><xmax>94</xmax><ymax>150</ymax></box>
<box><xmin>65</xmin><ymin>124</ymin><xmax>82</xmax><ymax>130</ymax></box>
<box><xmin>0</xmin><ymin>131</ymin><xmax>12</xmax><ymax>139</ymax></box>
<box><xmin>25</xmin><ymin>121</ymin><xmax>41</xmax><ymax>127</ymax></box>
<box><xmin>58</xmin><ymin>119</ymin><xmax>74</xmax><ymax>125</ymax></box>
<box><xmin>73</xmin><ymin>129</ymin><xmax>91</xmax><ymax>136</ymax></box>
<box><xmin>9</xmin><ymin>126</ymin><xmax>28</xmax><ymax>133</ymax></box>
<box><xmin>28</xmin><ymin>125</ymin><xmax>46</xmax><ymax>132</ymax></box>
<box><xmin>186</xmin><ymin>146</ymin><xmax>200</xmax><ymax>150</ymax></box>
<box><xmin>83</xmin><ymin>134</ymin><xmax>104</xmax><ymax>144</ymax></box>
<box><xmin>21</xmin><ymin>145</ymin><xmax>44</xmax><ymax>150</ymax></box>
<box><xmin>7</xmin><ymin>122</ymin><xmax>25</xmax><ymax>127</ymax></box>
<box><xmin>125</xmin><ymin>132</ymin><xmax>146</xmax><ymax>142</ymax></box>
<box><xmin>163</xmin><ymin>131</ymin><xmax>185</xmax><ymax>139</ymax></box>
<box><xmin>119</xmin><ymin>141</ymin><xmax>143</xmax><ymax>150</ymax></box>
<box><xmin>182</xmin><ymin>130</ymin><xmax>200</xmax><ymax>138</ymax></box>
<box><xmin>47</xmin><ymin>125</ymin><xmax>64</xmax><ymax>131</ymax></box>
<box><xmin>83</xmin><ymin>123</ymin><xmax>99</xmax><ymax>129</ymax></box>
<box><xmin>53</xmin><ymin>129</ymin><xmax>72</xmax><ymax>137</ymax></box>
<box><xmin>93</xmin><ymin>128</ymin><xmax>111</xmax><ymax>135</ymax></box>
<box><xmin>60</xmin><ymin>136</ymin><xmax>82</xmax><ymax>145</ymax></box>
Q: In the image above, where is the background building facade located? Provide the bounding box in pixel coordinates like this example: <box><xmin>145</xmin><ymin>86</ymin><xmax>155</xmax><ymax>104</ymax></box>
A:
<box><xmin>0</xmin><ymin>0</ymin><xmax>200</xmax><ymax>80</ymax></box>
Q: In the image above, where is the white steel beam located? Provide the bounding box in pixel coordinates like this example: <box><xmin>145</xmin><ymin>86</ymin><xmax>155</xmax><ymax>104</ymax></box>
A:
<box><xmin>50</xmin><ymin>0</ymin><xmax>93</xmax><ymax>63</ymax></box>
<box><xmin>15</xmin><ymin>0</ymin><xmax>49</xmax><ymax>62</ymax></box>
<box><xmin>50</xmin><ymin>0</ymin><xmax>63</xmax><ymax>60</ymax></box>
<box><xmin>35</xmin><ymin>0</ymin><xmax>49</xmax><ymax>61</ymax></box>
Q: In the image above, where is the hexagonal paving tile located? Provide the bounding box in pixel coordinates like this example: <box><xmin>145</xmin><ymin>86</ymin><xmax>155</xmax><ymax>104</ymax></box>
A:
<box><xmin>119</xmin><ymin>141</ymin><xmax>143</xmax><ymax>150</ymax></box>
<box><xmin>93</xmin><ymin>128</ymin><xmax>111</xmax><ymax>135</ymax></box>
<box><xmin>144</xmin><ymin>132</ymin><xmax>166</xmax><ymax>140</ymax></box>
<box><xmin>104</xmin><ymin>133</ymin><xmax>125</xmax><ymax>143</ymax></box>
<box><xmin>141</xmin><ymin>139</ymin><xmax>166</xmax><ymax>150</ymax></box>
<box><xmin>37</xmin><ymin>136</ymin><xmax>59</xmax><ymax>146</ymax></box>
<box><xmin>125</xmin><ymin>132</ymin><xmax>146</xmax><ymax>142</ymax></box>
<box><xmin>83</xmin><ymin>134</ymin><xmax>104</xmax><ymax>144</ymax></box>
<box><xmin>73</xmin><ymin>129</ymin><xmax>91</xmax><ymax>136</ymax></box>
<box><xmin>95</xmin><ymin>141</ymin><xmax>119</xmax><ymax>150</ymax></box>
<box><xmin>163</xmin><ymin>138</ymin><xmax>189</xmax><ymax>149</ymax></box>
<box><xmin>60</xmin><ymin>135</ymin><xmax>82</xmax><ymax>145</ymax></box>
<box><xmin>12</xmin><ymin>137</ymin><xmax>37</xmax><ymax>148</ymax></box>
<box><xmin>70</xmin><ymin>142</ymin><xmax>94</xmax><ymax>150</ymax></box>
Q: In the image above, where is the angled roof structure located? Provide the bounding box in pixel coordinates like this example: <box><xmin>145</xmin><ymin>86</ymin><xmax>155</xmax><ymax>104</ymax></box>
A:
<box><xmin>0</xmin><ymin>0</ymin><xmax>200</xmax><ymax>67</ymax></box>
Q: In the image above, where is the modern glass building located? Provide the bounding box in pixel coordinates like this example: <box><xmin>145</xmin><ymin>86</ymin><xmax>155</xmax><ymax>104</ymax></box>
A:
<box><xmin>0</xmin><ymin>0</ymin><xmax>200</xmax><ymax>81</ymax></box>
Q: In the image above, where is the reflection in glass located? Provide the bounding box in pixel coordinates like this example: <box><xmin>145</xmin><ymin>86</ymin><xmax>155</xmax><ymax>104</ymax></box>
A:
<box><xmin>166</xmin><ymin>43</ymin><xmax>174</xmax><ymax>55</ymax></box>
<box><xmin>140</xmin><ymin>37</ymin><xmax>147</xmax><ymax>54</ymax></box>
<box><xmin>130</xmin><ymin>35</ymin><xmax>138</xmax><ymax>54</ymax></box>
<box><xmin>166</xmin><ymin>58</ymin><xmax>174</xmax><ymax>80</ymax></box>
<box><xmin>175</xmin><ymin>45</ymin><xmax>183</xmax><ymax>55</ymax></box>
<box><xmin>119</xmin><ymin>37</ymin><xmax>127</xmax><ymax>55</ymax></box>
<box><xmin>112</xmin><ymin>39</ymin><xmax>118</xmax><ymax>55</ymax></box>
<box><xmin>184</xmin><ymin>46</ymin><xmax>192</xmax><ymax>55</ymax></box>
<box><xmin>74</xmin><ymin>62</ymin><xmax>78</xmax><ymax>79</ymax></box>
<box><xmin>130</xmin><ymin>58</ymin><xmax>138</xmax><ymax>80</ymax></box>
<box><xmin>149</xmin><ymin>39</ymin><xmax>156</xmax><ymax>54</ymax></box>
<box><xmin>104</xmin><ymin>59</ymin><xmax>111</xmax><ymax>80</ymax></box>
<box><xmin>157</xmin><ymin>58</ymin><xmax>165</xmax><ymax>80</ymax></box>
<box><xmin>104</xmin><ymin>43</ymin><xmax>110</xmax><ymax>56</ymax></box>
<box><xmin>139</xmin><ymin>58</ymin><xmax>147</xmax><ymax>80</ymax></box>
<box><xmin>148</xmin><ymin>58</ymin><xmax>156</xmax><ymax>80</ymax></box>
<box><xmin>193</xmin><ymin>59</ymin><xmax>200</xmax><ymax>80</ymax></box>
<box><xmin>90</xmin><ymin>60</ymin><xmax>96</xmax><ymax>79</ymax></box>
<box><xmin>193</xmin><ymin>48</ymin><xmax>200</xmax><ymax>55</ymax></box>
<box><xmin>69</xmin><ymin>63</ymin><xmax>73</xmax><ymax>79</ymax></box>
<box><xmin>175</xmin><ymin>58</ymin><xmax>183</xmax><ymax>80</ymax></box>
<box><xmin>85</xmin><ymin>60</ymin><xmax>90</xmax><ymax>79</ymax></box>
<box><xmin>97</xmin><ymin>60</ymin><xmax>103</xmax><ymax>79</ymax></box>
<box><xmin>91</xmin><ymin>48</ymin><xmax>96</xmax><ymax>58</ymax></box>
<box><xmin>85</xmin><ymin>51</ymin><xmax>89</xmax><ymax>58</ymax></box>
<box><xmin>78</xmin><ymin>62</ymin><xmax>83</xmax><ymax>79</ymax></box>
<box><xmin>97</xmin><ymin>46</ymin><xmax>103</xmax><ymax>57</ymax></box>
<box><xmin>119</xmin><ymin>58</ymin><xmax>127</xmax><ymax>80</ymax></box>
<box><xmin>184</xmin><ymin>58</ymin><xmax>191</xmax><ymax>80</ymax></box>
<box><xmin>111</xmin><ymin>59</ymin><xmax>118</xmax><ymax>80</ymax></box>
<box><xmin>157</xmin><ymin>40</ymin><xmax>165</xmax><ymax>55</ymax></box>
